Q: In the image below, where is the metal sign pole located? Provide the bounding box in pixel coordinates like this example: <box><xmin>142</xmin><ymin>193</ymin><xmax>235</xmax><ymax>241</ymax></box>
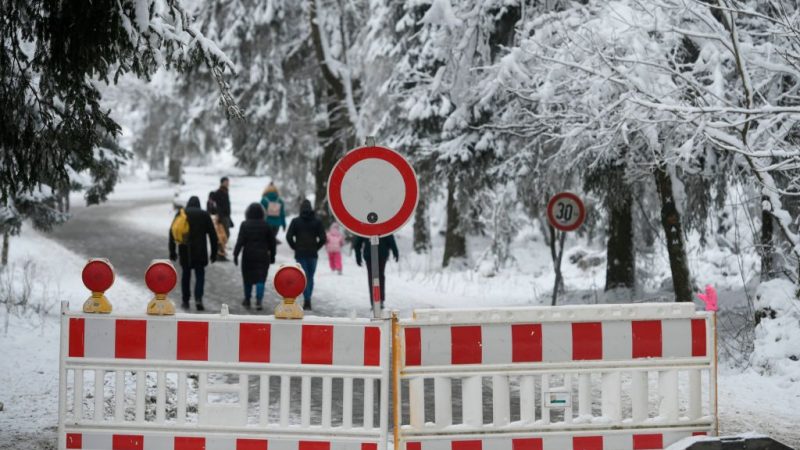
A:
<box><xmin>370</xmin><ymin>235</ymin><xmax>381</xmax><ymax>318</ymax></box>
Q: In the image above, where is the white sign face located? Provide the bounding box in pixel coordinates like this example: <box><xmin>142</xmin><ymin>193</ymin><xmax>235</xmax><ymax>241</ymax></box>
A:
<box><xmin>552</xmin><ymin>198</ymin><xmax>580</xmax><ymax>227</ymax></box>
<box><xmin>340</xmin><ymin>158</ymin><xmax>406</xmax><ymax>226</ymax></box>
<box><xmin>544</xmin><ymin>390</ymin><xmax>571</xmax><ymax>408</ymax></box>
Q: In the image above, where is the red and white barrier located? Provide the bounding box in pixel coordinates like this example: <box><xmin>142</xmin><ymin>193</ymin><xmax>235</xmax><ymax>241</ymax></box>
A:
<box><xmin>58</xmin><ymin>305</ymin><xmax>391</xmax><ymax>450</ymax></box>
<box><xmin>396</xmin><ymin>303</ymin><xmax>716</xmax><ymax>450</ymax></box>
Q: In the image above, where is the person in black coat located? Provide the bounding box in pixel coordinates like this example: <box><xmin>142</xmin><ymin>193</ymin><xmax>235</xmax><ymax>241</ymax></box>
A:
<box><xmin>286</xmin><ymin>199</ymin><xmax>326</xmax><ymax>310</ymax></box>
<box><xmin>213</xmin><ymin>177</ymin><xmax>233</xmax><ymax>260</ymax></box>
<box><xmin>233</xmin><ymin>203</ymin><xmax>277</xmax><ymax>310</ymax></box>
<box><xmin>169</xmin><ymin>196</ymin><xmax>219</xmax><ymax>311</ymax></box>
<box><xmin>354</xmin><ymin>234</ymin><xmax>399</xmax><ymax>309</ymax></box>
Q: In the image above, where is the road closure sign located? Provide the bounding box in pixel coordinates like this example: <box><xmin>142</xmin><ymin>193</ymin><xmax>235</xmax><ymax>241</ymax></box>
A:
<box><xmin>328</xmin><ymin>145</ymin><xmax>418</xmax><ymax>237</ymax></box>
<box><xmin>547</xmin><ymin>192</ymin><xmax>586</xmax><ymax>232</ymax></box>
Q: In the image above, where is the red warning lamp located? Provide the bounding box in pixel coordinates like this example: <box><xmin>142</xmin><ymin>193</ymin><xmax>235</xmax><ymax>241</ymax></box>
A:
<box><xmin>82</xmin><ymin>259</ymin><xmax>114</xmax><ymax>313</ymax></box>
<box><xmin>274</xmin><ymin>264</ymin><xmax>306</xmax><ymax>319</ymax></box>
<box><xmin>145</xmin><ymin>260</ymin><xmax>178</xmax><ymax>315</ymax></box>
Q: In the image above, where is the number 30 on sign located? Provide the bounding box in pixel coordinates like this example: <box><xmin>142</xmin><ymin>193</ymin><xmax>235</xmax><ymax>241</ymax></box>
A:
<box><xmin>547</xmin><ymin>192</ymin><xmax>586</xmax><ymax>232</ymax></box>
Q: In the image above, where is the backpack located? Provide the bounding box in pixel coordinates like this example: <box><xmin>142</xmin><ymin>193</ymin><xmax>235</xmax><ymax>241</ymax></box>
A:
<box><xmin>171</xmin><ymin>208</ymin><xmax>191</xmax><ymax>245</ymax></box>
<box><xmin>266</xmin><ymin>200</ymin><xmax>281</xmax><ymax>217</ymax></box>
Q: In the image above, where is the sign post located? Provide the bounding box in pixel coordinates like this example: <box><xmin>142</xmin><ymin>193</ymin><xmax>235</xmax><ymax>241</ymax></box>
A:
<box><xmin>546</xmin><ymin>192</ymin><xmax>586</xmax><ymax>306</ymax></box>
<box><xmin>328</xmin><ymin>138</ymin><xmax>418</xmax><ymax>318</ymax></box>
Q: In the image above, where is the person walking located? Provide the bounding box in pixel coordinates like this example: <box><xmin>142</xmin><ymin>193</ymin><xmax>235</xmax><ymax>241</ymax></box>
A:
<box><xmin>353</xmin><ymin>234</ymin><xmax>399</xmax><ymax>309</ymax></box>
<box><xmin>168</xmin><ymin>196</ymin><xmax>218</xmax><ymax>311</ymax></box>
<box><xmin>233</xmin><ymin>203</ymin><xmax>277</xmax><ymax>311</ymax></box>
<box><xmin>260</xmin><ymin>182</ymin><xmax>286</xmax><ymax>239</ymax></box>
<box><xmin>214</xmin><ymin>177</ymin><xmax>233</xmax><ymax>261</ymax></box>
<box><xmin>325</xmin><ymin>223</ymin><xmax>345</xmax><ymax>275</ymax></box>
<box><xmin>286</xmin><ymin>199</ymin><xmax>326</xmax><ymax>310</ymax></box>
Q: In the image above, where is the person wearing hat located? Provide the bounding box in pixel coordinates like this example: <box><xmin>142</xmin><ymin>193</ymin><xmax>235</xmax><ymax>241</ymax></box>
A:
<box><xmin>260</xmin><ymin>182</ymin><xmax>286</xmax><ymax>239</ymax></box>
<box><xmin>286</xmin><ymin>199</ymin><xmax>326</xmax><ymax>310</ymax></box>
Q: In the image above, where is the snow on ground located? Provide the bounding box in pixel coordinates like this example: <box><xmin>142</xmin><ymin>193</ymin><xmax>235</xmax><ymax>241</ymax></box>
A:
<box><xmin>1</xmin><ymin>166</ymin><xmax>798</xmax><ymax>448</ymax></box>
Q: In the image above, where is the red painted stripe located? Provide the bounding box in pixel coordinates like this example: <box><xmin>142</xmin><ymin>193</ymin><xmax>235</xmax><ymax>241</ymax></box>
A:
<box><xmin>692</xmin><ymin>432</ymin><xmax>708</xmax><ymax>436</ymax></box>
<box><xmin>633</xmin><ymin>434</ymin><xmax>663</xmax><ymax>449</ymax></box>
<box><xmin>301</xmin><ymin>325</ymin><xmax>334</xmax><ymax>365</ymax></box>
<box><xmin>512</xmin><ymin>324</ymin><xmax>542</xmax><ymax>362</ymax></box>
<box><xmin>174</xmin><ymin>437</ymin><xmax>205</xmax><ymax>450</ymax></box>
<box><xmin>573</xmin><ymin>436</ymin><xmax>603</xmax><ymax>450</ymax></box>
<box><xmin>372</xmin><ymin>285</ymin><xmax>381</xmax><ymax>302</ymax></box>
<box><xmin>112</xmin><ymin>434</ymin><xmax>143</xmax><ymax>450</ymax></box>
<box><xmin>691</xmin><ymin>319</ymin><xmax>707</xmax><ymax>357</ymax></box>
<box><xmin>177</xmin><ymin>321</ymin><xmax>209</xmax><ymax>361</ymax></box>
<box><xmin>364</xmin><ymin>326</ymin><xmax>381</xmax><ymax>366</ymax></box>
<box><xmin>65</xmin><ymin>433</ymin><xmax>82</xmax><ymax>449</ymax></box>
<box><xmin>512</xmin><ymin>438</ymin><xmax>543</xmax><ymax>450</ymax></box>
<box><xmin>362</xmin><ymin>444</ymin><xmax>378</xmax><ymax>450</ymax></box>
<box><xmin>115</xmin><ymin>320</ymin><xmax>147</xmax><ymax>359</ymax></box>
<box><xmin>299</xmin><ymin>442</ymin><xmax>330</xmax><ymax>450</ymax></box>
<box><xmin>572</xmin><ymin>322</ymin><xmax>602</xmax><ymax>360</ymax></box>
<box><xmin>68</xmin><ymin>318</ymin><xmax>85</xmax><ymax>358</ymax></box>
<box><xmin>632</xmin><ymin>320</ymin><xmax>662</xmax><ymax>358</ymax></box>
<box><xmin>237</xmin><ymin>438</ymin><xmax>268</xmax><ymax>450</ymax></box>
<box><xmin>452</xmin><ymin>441</ymin><xmax>482</xmax><ymax>450</ymax></box>
<box><xmin>406</xmin><ymin>444</ymin><xmax>421</xmax><ymax>450</ymax></box>
<box><xmin>239</xmin><ymin>323</ymin><xmax>271</xmax><ymax>363</ymax></box>
<box><xmin>451</xmin><ymin>326</ymin><xmax>482</xmax><ymax>364</ymax></box>
<box><xmin>405</xmin><ymin>327</ymin><xmax>421</xmax><ymax>366</ymax></box>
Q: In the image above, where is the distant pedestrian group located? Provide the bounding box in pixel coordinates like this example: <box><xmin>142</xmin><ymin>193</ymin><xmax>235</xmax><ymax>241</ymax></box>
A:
<box><xmin>169</xmin><ymin>177</ymin><xmax>399</xmax><ymax>313</ymax></box>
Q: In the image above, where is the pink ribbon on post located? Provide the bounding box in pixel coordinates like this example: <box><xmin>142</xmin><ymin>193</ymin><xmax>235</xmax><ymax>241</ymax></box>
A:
<box><xmin>697</xmin><ymin>284</ymin><xmax>718</xmax><ymax>312</ymax></box>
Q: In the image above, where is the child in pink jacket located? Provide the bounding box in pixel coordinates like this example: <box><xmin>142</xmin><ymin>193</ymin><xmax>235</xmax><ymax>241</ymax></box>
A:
<box><xmin>325</xmin><ymin>223</ymin><xmax>345</xmax><ymax>274</ymax></box>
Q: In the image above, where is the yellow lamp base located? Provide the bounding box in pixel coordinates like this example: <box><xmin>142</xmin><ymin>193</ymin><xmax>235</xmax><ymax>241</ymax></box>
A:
<box><xmin>147</xmin><ymin>294</ymin><xmax>175</xmax><ymax>316</ymax></box>
<box><xmin>83</xmin><ymin>293</ymin><xmax>112</xmax><ymax>313</ymax></box>
<box><xmin>275</xmin><ymin>298</ymin><xmax>304</xmax><ymax>319</ymax></box>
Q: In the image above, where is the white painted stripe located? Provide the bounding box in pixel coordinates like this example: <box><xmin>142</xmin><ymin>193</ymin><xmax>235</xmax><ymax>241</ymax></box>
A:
<box><xmin>420</xmin><ymin>326</ymin><xmax>451</xmax><ymax>366</ymax></box>
<box><xmin>270</xmin><ymin>322</ymin><xmax>302</xmax><ymax>364</ymax></box>
<box><xmin>333</xmin><ymin>325</ymin><xmax>364</xmax><ymax>366</ymax></box>
<box><xmin>84</xmin><ymin>318</ymin><xmax>115</xmax><ymax>359</ymax></box>
<box><xmin>206</xmin><ymin>436</ymin><xmax>235</xmax><ymax>450</ymax></box>
<box><xmin>484</xmin><ymin>437</ymin><xmax>513</xmax><ymax>450</ymax></box>
<box><xmin>662</xmin><ymin>319</ymin><xmax>691</xmax><ymax>358</ymax></box>
<box><xmin>605</xmin><ymin>433</ymin><xmax>632</xmax><ymax>450</ymax></box>
<box><xmin>420</xmin><ymin>440</ymin><xmax>449</xmax><ymax>450</ymax></box>
<box><xmin>541</xmin><ymin>323</ymin><xmax>571</xmax><ymax>362</ymax></box>
<box><xmin>80</xmin><ymin>432</ymin><xmax>112</xmax><ymax>449</ymax></box>
<box><xmin>209</xmin><ymin>321</ymin><xmax>239</xmax><ymax>362</ymax></box>
<box><xmin>602</xmin><ymin>321</ymin><xmax>632</xmax><ymax>360</ymax></box>
<box><xmin>266</xmin><ymin>440</ymin><xmax>294</xmax><ymax>450</ymax></box>
<box><xmin>482</xmin><ymin>324</ymin><xmax>512</xmax><ymax>365</ymax></box>
<box><xmin>542</xmin><ymin>435</ymin><xmax>571</xmax><ymax>450</ymax></box>
<box><xmin>146</xmin><ymin>320</ymin><xmax>177</xmax><ymax>360</ymax></box>
<box><xmin>143</xmin><ymin>434</ymin><xmax>171</xmax><ymax>450</ymax></box>
<box><xmin>663</xmin><ymin>430</ymin><xmax>694</xmax><ymax>447</ymax></box>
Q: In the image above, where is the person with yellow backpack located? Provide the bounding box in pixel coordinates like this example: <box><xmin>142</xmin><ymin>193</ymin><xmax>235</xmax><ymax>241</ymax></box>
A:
<box><xmin>169</xmin><ymin>196</ymin><xmax>218</xmax><ymax>311</ymax></box>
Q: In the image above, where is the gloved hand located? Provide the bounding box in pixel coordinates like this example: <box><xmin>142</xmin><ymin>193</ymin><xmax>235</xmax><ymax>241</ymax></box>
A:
<box><xmin>169</xmin><ymin>252</ymin><xmax>177</xmax><ymax>262</ymax></box>
<box><xmin>394</xmin><ymin>255</ymin><xmax>399</xmax><ymax>262</ymax></box>
<box><xmin>270</xmin><ymin>256</ymin><xmax>276</xmax><ymax>264</ymax></box>
<box><xmin>210</xmin><ymin>254</ymin><xmax>218</xmax><ymax>263</ymax></box>
<box><xmin>233</xmin><ymin>257</ymin><xmax>238</xmax><ymax>266</ymax></box>
<box><xmin>356</xmin><ymin>257</ymin><xmax>362</xmax><ymax>267</ymax></box>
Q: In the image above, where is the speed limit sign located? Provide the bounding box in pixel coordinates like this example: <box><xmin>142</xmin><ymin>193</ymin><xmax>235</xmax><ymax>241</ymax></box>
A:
<box><xmin>547</xmin><ymin>192</ymin><xmax>586</xmax><ymax>232</ymax></box>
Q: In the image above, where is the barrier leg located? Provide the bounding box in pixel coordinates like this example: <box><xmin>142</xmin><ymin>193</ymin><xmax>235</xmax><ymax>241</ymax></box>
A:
<box><xmin>409</xmin><ymin>377</ymin><xmax>424</xmax><ymax>429</ymax></box>
<box><xmin>493</xmin><ymin>375</ymin><xmax>510</xmax><ymax>426</ymax></box>
<box><xmin>520</xmin><ymin>375</ymin><xmax>536</xmax><ymax>424</ymax></box>
<box><xmin>462</xmin><ymin>376</ymin><xmax>483</xmax><ymax>426</ymax></box>
<box><xmin>601</xmin><ymin>372</ymin><xmax>621</xmax><ymax>422</ymax></box>
<box><xmin>434</xmin><ymin>377</ymin><xmax>452</xmax><ymax>427</ymax></box>
<box><xmin>631</xmin><ymin>371</ymin><xmax>648</xmax><ymax>423</ymax></box>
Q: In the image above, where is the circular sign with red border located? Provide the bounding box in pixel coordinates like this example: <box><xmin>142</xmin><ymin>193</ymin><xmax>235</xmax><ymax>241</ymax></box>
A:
<box><xmin>274</xmin><ymin>265</ymin><xmax>307</xmax><ymax>299</ymax></box>
<box><xmin>145</xmin><ymin>260</ymin><xmax>178</xmax><ymax>295</ymax></box>
<box><xmin>82</xmin><ymin>259</ymin><xmax>115</xmax><ymax>292</ymax></box>
<box><xmin>327</xmin><ymin>145</ymin><xmax>418</xmax><ymax>237</ymax></box>
<box><xmin>547</xmin><ymin>192</ymin><xmax>586</xmax><ymax>232</ymax></box>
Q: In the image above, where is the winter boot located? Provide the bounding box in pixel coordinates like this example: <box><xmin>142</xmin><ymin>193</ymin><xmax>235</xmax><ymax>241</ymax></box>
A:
<box><xmin>242</xmin><ymin>299</ymin><xmax>251</xmax><ymax>309</ymax></box>
<box><xmin>303</xmin><ymin>299</ymin><xmax>312</xmax><ymax>311</ymax></box>
<box><xmin>195</xmin><ymin>302</ymin><xmax>205</xmax><ymax>312</ymax></box>
<box><xmin>181</xmin><ymin>301</ymin><xmax>190</xmax><ymax>310</ymax></box>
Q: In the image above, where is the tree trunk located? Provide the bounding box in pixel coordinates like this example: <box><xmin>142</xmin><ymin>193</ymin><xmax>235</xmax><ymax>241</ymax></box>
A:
<box><xmin>442</xmin><ymin>174</ymin><xmax>466</xmax><ymax>267</ymax></box>
<box><xmin>605</xmin><ymin>191</ymin><xmax>635</xmax><ymax>291</ymax></box>
<box><xmin>413</xmin><ymin>175</ymin><xmax>431</xmax><ymax>253</ymax></box>
<box><xmin>760</xmin><ymin>199</ymin><xmax>779</xmax><ymax>281</ymax></box>
<box><xmin>167</xmin><ymin>157</ymin><xmax>182</xmax><ymax>184</ymax></box>
<box><xmin>654</xmin><ymin>166</ymin><xmax>693</xmax><ymax>302</ymax></box>
<box><xmin>2</xmin><ymin>232</ymin><xmax>9</xmax><ymax>266</ymax></box>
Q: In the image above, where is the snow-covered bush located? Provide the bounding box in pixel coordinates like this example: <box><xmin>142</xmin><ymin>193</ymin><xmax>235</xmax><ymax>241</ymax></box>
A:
<box><xmin>0</xmin><ymin>261</ymin><xmax>59</xmax><ymax>336</ymax></box>
<box><xmin>752</xmin><ymin>279</ymin><xmax>800</xmax><ymax>383</ymax></box>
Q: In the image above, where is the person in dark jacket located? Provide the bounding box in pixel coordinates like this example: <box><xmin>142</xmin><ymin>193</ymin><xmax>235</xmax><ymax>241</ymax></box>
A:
<box><xmin>169</xmin><ymin>196</ymin><xmax>219</xmax><ymax>311</ymax></box>
<box><xmin>233</xmin><ymin>203</ymin><xmax>277</xmax><ymax>310</ymax></box>
<box><xmin>354</xmin><ymin>234</ymin><xmax>399</xmax><ymax>309</ymax></box>
<box><xmin>285</xmin><ymin>199</ymin><xmax>326</xmax><ymax>310</ymax></box>
<box><xmin>214</xmin><ymin>177</ymin><xmax>233</xmax><ymax>261</ymax></box>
